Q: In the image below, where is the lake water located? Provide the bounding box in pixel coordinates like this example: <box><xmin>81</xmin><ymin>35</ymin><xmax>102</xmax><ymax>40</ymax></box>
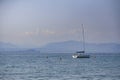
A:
<box><xmin>0</xmin><ymin>52</ymin><xmax>120</xmax><ymax>80</ymax></box>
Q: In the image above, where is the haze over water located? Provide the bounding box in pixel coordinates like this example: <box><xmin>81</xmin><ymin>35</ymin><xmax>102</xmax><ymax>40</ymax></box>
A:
<box><xmin>0</xmin><ymin>0</ymin><xmax>120</xmax><ymax>48</ymax></box>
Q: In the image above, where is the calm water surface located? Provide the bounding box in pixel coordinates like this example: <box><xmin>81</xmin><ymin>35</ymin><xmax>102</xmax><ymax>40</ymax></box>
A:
<box><xmin>0</xmin><ymin>52</ymin><xmax>120</xmax><ymax>80</ymax></box>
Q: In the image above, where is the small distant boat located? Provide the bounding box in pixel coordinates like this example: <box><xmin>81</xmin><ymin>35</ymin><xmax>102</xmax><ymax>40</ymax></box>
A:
<box><xmin>72</xmin><ymin>24</ymin><xmax>90</xmax><ymax>58</ymax></box>
<box><xmin>72</xmin><ymin>51</ymin><xmax>90</xmax><ymax>58</ymax></box>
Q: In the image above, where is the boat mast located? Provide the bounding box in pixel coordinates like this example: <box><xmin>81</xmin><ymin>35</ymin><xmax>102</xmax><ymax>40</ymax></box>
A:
<box><xmin>81</xmin><ymin>24</ymin><xmax>85</xmax><ymax>53</ymax></box>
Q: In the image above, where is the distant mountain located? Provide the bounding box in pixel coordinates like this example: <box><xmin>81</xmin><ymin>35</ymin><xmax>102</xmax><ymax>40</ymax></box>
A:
<box><xmin>36</xmin><ymin>40</ymin><xmax>83</xmax><ymax>53</ymax></box>
<box><xmin>1</xmin><ymin>41</ymin><xmax>120</xmax><ymax>53</ymax></box>
<box><xmin>36</xmin><ymin>40</ymin><xmax>120</xmax><ymax>53</ymax></box>
<box><xmin>0</xmin><ymin>42</ymin><xmax>25</xmax><ymax>51</ymax></box>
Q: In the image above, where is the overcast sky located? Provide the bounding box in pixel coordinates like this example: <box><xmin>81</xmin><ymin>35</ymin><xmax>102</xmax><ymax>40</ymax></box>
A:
<box><xmin>0</xmin><ymin>0</ymin><xmax>120</xmax><ymax>48</ymax></box>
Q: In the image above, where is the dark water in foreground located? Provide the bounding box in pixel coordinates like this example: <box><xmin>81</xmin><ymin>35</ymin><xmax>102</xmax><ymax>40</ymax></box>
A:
<box><xmin>0</xmin><ymin>52</ymin><xmax>120</xmax><ymax>80</ymax></box>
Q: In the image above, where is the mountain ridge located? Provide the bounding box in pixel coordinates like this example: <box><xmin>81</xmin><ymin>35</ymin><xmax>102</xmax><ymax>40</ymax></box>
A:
<box><xmin>0</xmin><ymin>41</ymin><xmax>120</xmax><ymax>53</ymax></box>
<box><xmin>36</xmin><ymin>40</ymin><xmax>120</xmax><ymax>53</ymax></box>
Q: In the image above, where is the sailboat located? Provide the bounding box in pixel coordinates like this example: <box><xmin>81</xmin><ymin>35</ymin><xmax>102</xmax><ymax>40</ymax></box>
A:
<box><xmin>72</xmin><ymin>24</ymin><xmax>90</xmax><ymax>58</ymax></box>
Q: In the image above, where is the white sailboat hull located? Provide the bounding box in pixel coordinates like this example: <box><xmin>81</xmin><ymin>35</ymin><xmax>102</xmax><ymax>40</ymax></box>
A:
<box><xmin>72</xmin><ymin>55</ymin><xmax>78</xmax><ymax>58</ymax></box>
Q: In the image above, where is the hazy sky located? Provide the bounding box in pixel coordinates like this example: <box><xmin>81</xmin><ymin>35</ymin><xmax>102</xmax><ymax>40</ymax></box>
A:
<box><xmin>0</xmin><ymin>0</ymin><xmax>120</xmax><ymax>48</ymax></box>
